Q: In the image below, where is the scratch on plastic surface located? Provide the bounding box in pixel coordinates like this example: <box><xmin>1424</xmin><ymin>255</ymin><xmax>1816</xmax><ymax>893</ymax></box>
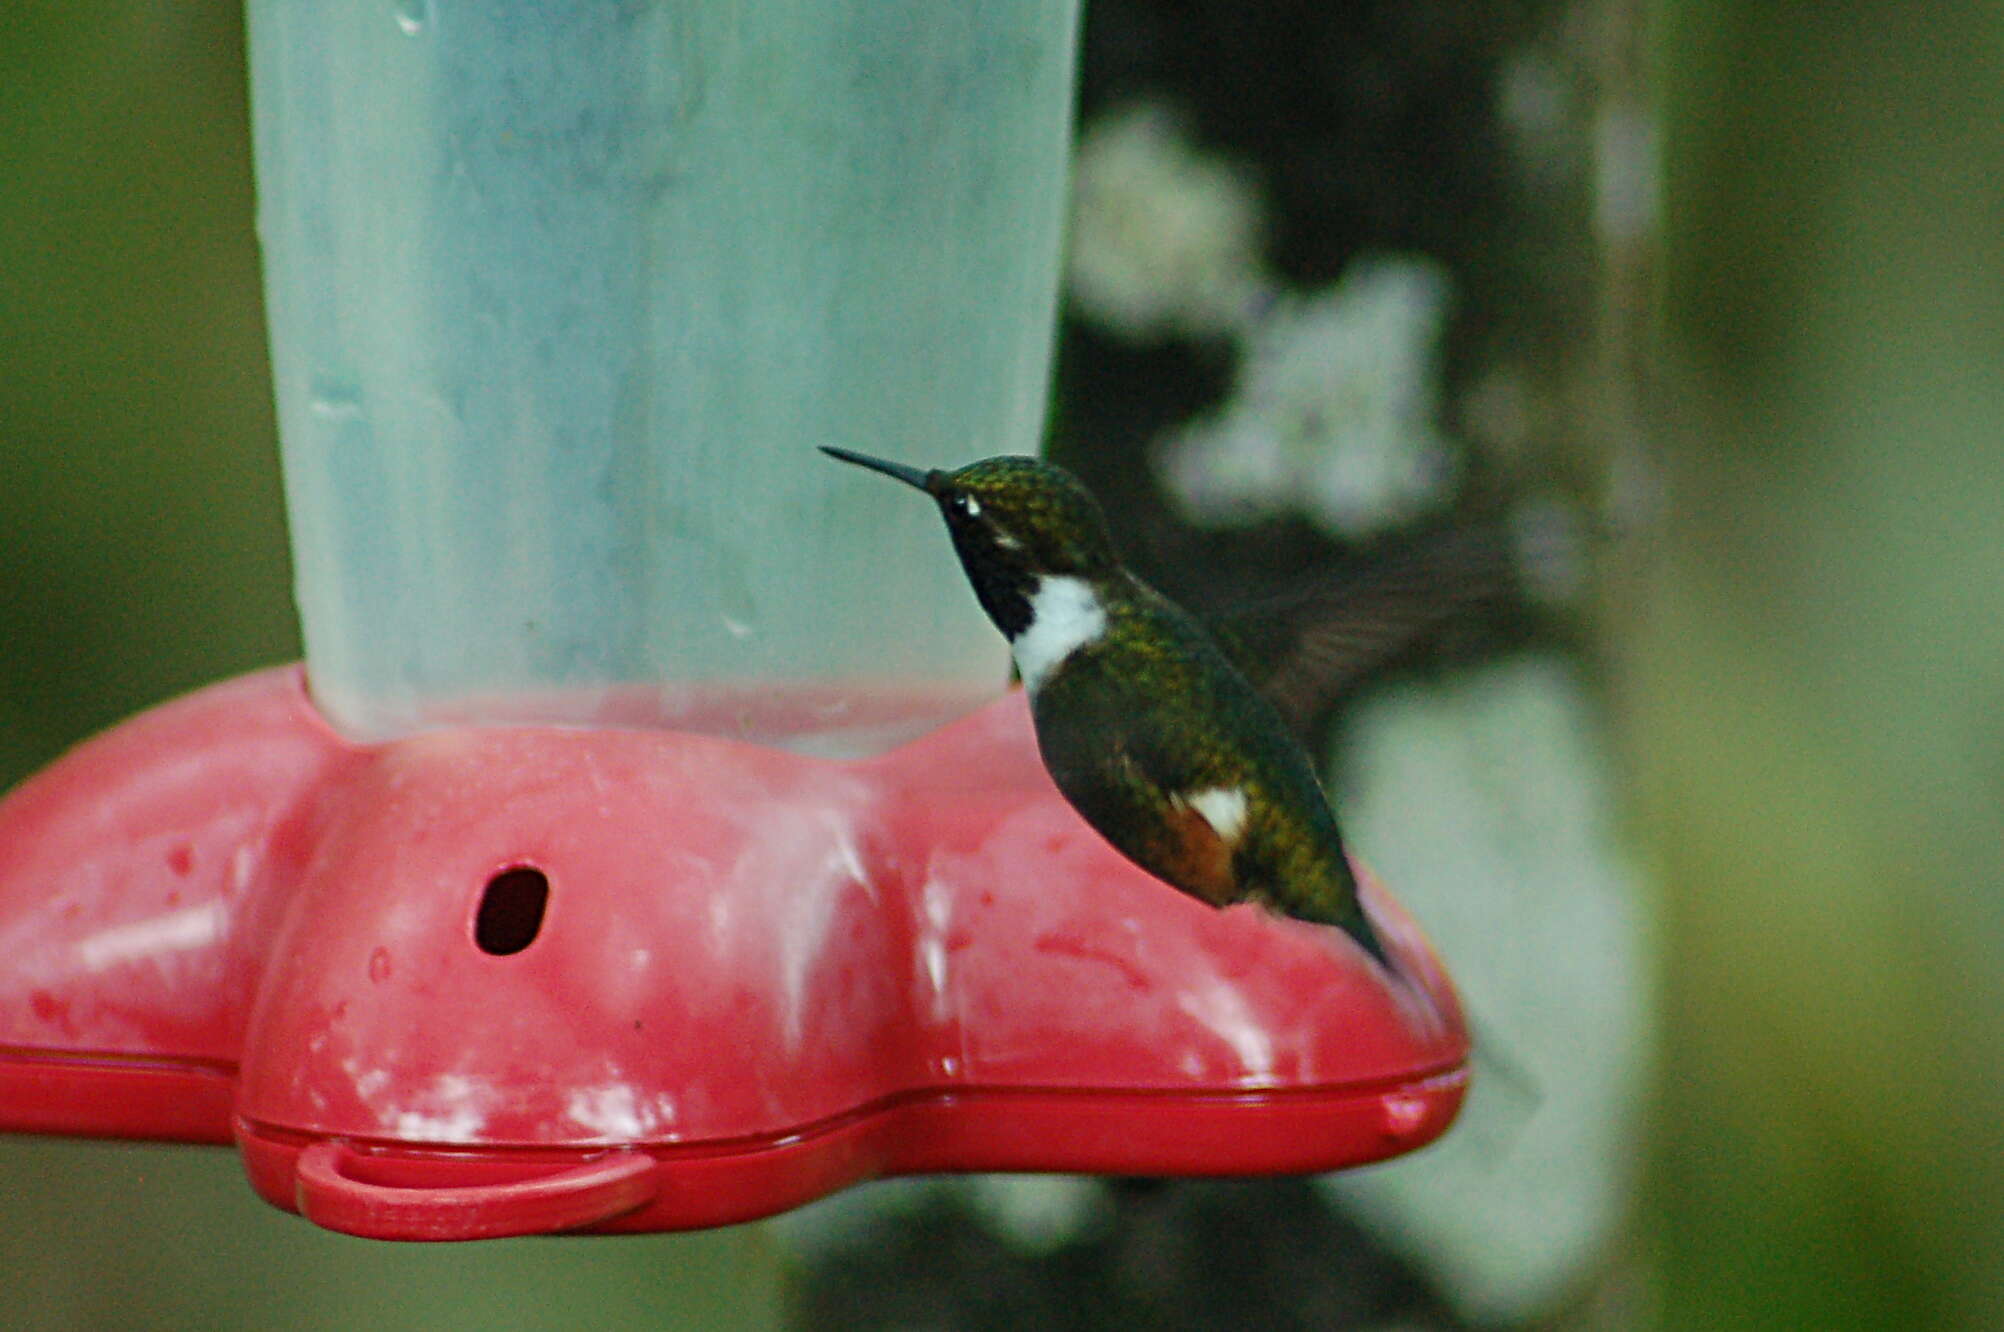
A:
<box><xmin>1175</xmin><ymin>975</ymin><xmax>1276</xmax><ymax>1082</ymax></box>
<box><xmin>388</xmin><ymin>1072</ymin><xmax>491</xmax><ymax>1142</ymax></box>
<box><xmin>772</xmin><ymin>810</ymin><xmax>869</xmax><ymax>1051</ymax></box>
<box><xmin>919</xmin><ymin>875</ymin><xmax>954</xmax><ymax>1024</ymax></box>
<box><xmin>565</xmin><ymin>1080</ymin><xmax>677</xmax><ymax>1141</ymax></box>
<box><xmin>75</xmin><ymin>902</ymin><xmax>228</xmax><ymax>972</ymax></box>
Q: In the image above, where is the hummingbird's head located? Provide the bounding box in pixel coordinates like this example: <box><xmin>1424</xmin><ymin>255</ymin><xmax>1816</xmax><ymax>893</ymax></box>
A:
<box><xmin>821</xmin><ymin>448</ymin><xmax>1121</xmax><ymax>639</ymax></box>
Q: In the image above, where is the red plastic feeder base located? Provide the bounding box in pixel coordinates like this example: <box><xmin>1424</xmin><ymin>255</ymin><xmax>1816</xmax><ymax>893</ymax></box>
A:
<box><xmin>0</xmin><ymin>667</ymin><xmax>1467</xmax><ymax>1240</ymax></box>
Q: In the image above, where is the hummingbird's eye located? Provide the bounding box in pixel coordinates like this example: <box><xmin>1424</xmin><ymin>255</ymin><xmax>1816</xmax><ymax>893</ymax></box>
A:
<box><xmin>950</xmin><ymin>493</ymin><xmax>981</xmax><ymax>518</ymax></box>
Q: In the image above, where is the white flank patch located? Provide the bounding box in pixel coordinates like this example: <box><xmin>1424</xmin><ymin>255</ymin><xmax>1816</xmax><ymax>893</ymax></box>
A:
<box><xmin>1178</xmin><ymin>785</ymin><xmax>1250</xmax><ymax>845</ymax></box>
<box><xmin>1011</xmin><ymin>575</ymin><xmax>1106</xmax><ymax>694</ymax></box>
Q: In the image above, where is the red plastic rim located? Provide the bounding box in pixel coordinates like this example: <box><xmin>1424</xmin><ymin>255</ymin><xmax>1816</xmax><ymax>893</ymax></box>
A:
<box><xmin>293</xmin><ymin>1140</ymin><xmax>657</xmax><ymax>1241</ymax></box>
<box><xmin>240</xmin><ymin>1067</ymin><xmax>1467</xmax><ymax>1238</ymax></box>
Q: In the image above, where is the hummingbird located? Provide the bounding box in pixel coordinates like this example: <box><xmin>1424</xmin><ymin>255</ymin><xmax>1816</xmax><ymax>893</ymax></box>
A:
<box><xmin>821</xmin><ymin>447</ymin><xmax>1420</xmax><ymax>972</ymax></box>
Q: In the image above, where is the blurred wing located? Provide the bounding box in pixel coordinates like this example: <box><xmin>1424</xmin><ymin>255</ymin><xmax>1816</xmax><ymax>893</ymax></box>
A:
<box><xmin>1205</xmin><ymin>517</ymin><xmax>1530</xmax><ymax>736</ymax></box>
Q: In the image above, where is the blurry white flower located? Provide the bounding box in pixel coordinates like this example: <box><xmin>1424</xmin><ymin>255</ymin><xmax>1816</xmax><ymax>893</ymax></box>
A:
<box><xmin>1067</xmin><ymin>102</ymin><xmax>1271</xmax><ymax>341</ymax></box>
<box><xmin>1594</xmin><ymin>103</ymin><xmax>1659</xmax><ymax>246</ymax></box>
<box><xmin>1160</xmin><ymin>256</ymin><xmax>1459</xmax><ymax>538</ymax></box>
<box><xmin>1496</xmin><ymin>50</ymin><xmax>1581</xmax><ymax>189</ymax></box>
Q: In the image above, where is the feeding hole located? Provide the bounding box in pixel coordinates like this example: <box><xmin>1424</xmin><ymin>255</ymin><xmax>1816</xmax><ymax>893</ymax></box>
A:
<box><xmin>475</xmin><ymin>866</ymin><xmax>549</xmax><ymax>956</ymax></box>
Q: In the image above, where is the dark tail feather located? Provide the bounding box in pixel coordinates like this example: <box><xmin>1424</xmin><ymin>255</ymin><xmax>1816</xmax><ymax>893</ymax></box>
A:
<box><xmin>1333</xmin><ymin>898</ymin><xmax>1398</xmax><ymax>978</ymax></box>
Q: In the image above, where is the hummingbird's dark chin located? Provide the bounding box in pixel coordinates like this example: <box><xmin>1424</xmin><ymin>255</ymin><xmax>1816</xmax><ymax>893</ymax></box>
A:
<box><xmin>955</xmin><ymin>538</ymin><xmax>1036</xmax><ymax>638</ymax></box>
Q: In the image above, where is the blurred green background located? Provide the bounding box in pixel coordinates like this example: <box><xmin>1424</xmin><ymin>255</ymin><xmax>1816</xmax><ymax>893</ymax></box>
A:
<box><xmin>1639</xmin><ymin>5</ymin><xmax>2004</xmax><ymax>1328</ymax></box>
<box><xmin>4</xmin><ymin>1</ymin><xmax>2002</xmax><ymax>1328</ymax></box>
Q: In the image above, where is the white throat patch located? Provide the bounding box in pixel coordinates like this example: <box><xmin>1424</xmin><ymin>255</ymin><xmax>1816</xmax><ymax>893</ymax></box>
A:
<box><xmin>1011</xmin><ymin>576</ymin><xmax>1106</xmax><ymax>694</ymax></box>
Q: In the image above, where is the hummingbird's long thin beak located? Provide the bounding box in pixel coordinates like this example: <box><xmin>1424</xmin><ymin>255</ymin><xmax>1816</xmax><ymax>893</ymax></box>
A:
<box><xmin>820</xmin><ymin>446</ymin><xmax>937</xmax><ymax>493</ymax></box>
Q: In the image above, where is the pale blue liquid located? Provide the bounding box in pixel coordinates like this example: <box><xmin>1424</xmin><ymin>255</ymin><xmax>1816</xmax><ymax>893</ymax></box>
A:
<box><xmin>248</xmin><ymin>0</ymin><xmax>1077</xmax><ymax>748</ymax></box>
